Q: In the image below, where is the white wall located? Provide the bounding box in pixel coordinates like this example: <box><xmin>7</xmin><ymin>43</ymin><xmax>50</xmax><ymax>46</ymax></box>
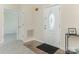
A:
<box><xmin>19</xmin><ymin>5</ymin><xmax>47</xmax><ymax>42</ymax></box>
<box><xmin>31</xmin><ymin>5</ymin><xmax>44</xmax><ymax>41</ymax></box>
<box><xmin>60</xmin><ymin>5</ymin><xmax>79</xmax><ymax>49</ymax></box>
<box><xmin>19</xmin><ymin>5</ymin><xmax>35</xmax><ymax>42</ymax></box>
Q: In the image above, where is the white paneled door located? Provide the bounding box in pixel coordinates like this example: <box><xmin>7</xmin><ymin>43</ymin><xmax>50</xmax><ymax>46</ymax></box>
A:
<box><xmin>17</xmin><ymin>12</ymin><xmax>25</xmax><ymax>41</ymax></box>
<box><xmin>43</xmin><ymin>5</ymin><xmax>60</xmax><ymax>48</ymax></box>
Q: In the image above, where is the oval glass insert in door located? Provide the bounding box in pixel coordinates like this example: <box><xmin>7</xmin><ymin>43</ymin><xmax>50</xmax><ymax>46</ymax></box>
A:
<box><xmin>48</xmin><ymin>13</ymin><xmax>55</xmax><ymax>30</ymax></box>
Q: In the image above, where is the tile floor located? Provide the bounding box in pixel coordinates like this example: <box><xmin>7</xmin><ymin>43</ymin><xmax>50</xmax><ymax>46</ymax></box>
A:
<box><xmin>1</xmin><ymin>34</ymin><xmax>64</xmax><ymax>54</ymax></box>
<box><xmin>0</xmin><ymin>40</ymin><xmax>35</xmax><ymax>54</ymax></box>
<box><xmin>0</xmin><ymin>33</ymin><xmax>35</xmax><ymax>54</ymax></box>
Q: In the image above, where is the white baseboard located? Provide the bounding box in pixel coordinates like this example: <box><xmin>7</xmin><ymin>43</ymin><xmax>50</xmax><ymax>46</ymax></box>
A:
<box><xmin>22</xmin><ymin>37</ymin><xmax>44</xmax><ymax>43</ymax></box>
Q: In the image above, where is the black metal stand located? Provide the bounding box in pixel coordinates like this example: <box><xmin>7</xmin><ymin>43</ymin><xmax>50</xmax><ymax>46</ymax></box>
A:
<box><xmin>65</xmin><ymin>33</ymin><xmax>79</xmax><ymax>54</ymax></box>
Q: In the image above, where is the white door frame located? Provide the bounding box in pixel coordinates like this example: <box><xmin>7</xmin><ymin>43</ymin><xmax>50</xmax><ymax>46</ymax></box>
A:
<box><xmin>4</xmin><ymin>8</ymin><xmax>20</xmax><ymax>43</ymax></box>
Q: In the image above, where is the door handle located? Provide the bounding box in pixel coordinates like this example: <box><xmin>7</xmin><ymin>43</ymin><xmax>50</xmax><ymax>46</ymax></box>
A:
<box><xmin>44</xmin><ymin>25</ymin><xmax>47</xmax><ymax>30</ymax></box>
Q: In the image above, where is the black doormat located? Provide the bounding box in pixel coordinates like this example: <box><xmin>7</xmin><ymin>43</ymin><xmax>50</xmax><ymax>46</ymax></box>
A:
<box><xmin>37</xmin><ymin>43</ymin><xmax>59</xmax><ymax>54</ymax></box>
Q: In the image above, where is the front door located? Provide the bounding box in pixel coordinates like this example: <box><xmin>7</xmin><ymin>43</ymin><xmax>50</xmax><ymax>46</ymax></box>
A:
<box><xmin>43</xmin><ymin>5</ymin><xmax>60</xmax><ymax>47</ymax></box>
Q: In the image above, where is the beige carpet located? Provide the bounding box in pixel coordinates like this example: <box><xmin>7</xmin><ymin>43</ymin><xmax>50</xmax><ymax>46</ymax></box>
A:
<box><xmin>24</xmin><ymin>40</ymin><xmax>65</xmax><ymax>54</ymax></box>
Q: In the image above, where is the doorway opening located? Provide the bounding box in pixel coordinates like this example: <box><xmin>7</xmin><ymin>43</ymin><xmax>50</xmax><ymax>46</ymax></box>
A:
<box><xmin>4</xmin><ymin>9</ymin><xmax>19</xmax><ymax>44</ymax></box>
